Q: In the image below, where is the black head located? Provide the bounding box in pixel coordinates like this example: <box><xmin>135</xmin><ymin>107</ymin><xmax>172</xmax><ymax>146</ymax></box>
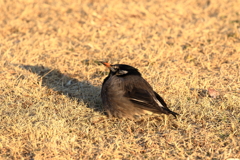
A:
<box><xmin>100</xmin><ymin>62</ymin><xmax>141</xmax><ymax>76</ymax></box>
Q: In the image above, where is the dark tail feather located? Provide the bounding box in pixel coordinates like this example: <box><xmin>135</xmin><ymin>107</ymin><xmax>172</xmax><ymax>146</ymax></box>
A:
<box><xmin>169</xmin><ymin>110</ymin><xmax>179</xmax><ymax>118</ymax></box>
<box><xmin>162</xmin><ymin>107</ymin><xmax>179</xmax><ymax>118</ymax></box>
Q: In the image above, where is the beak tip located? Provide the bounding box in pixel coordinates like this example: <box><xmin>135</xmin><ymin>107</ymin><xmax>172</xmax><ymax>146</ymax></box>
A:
<box><xmin>99</xmin><ymin>61</ymin><xmax>111</xmax><ymax>68</ymax></box>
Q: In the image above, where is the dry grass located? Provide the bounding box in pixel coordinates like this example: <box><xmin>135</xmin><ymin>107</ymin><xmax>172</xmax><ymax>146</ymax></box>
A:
<box><xmin>0</xmin><ymin>0</ymin><xmax>240</xmax><ymax>159</ymax></box>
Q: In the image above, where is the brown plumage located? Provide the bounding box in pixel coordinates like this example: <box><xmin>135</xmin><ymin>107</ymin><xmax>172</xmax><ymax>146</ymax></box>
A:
<box><xmin>100</xmin><ymin>62</ymin><xmax>179</xmax><ymax>119</ymax></box>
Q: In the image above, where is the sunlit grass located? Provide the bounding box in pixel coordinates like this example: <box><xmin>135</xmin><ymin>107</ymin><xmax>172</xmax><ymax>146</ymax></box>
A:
<box><xmin>0</xmin><ymin>0</ymin><xmax>240</xmax><ymax>159</ymax></box>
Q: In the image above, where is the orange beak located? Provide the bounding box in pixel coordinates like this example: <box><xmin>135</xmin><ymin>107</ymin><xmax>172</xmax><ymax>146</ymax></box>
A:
<box><xmin>100</xmin><ymin>62</ymin><xmax>111</xmax><ymax>68</ymax></box>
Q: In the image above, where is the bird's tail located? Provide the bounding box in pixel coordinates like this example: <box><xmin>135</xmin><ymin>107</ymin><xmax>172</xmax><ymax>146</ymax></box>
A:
<box><xmin>169</xmin><ymin>110</ymin><xmax>179</xmax><ymax>118</ymax></box>
<box><xmin>162</xmin><ymin>108</ymin><xmax>179</xmax><ymax>118</ymax></box>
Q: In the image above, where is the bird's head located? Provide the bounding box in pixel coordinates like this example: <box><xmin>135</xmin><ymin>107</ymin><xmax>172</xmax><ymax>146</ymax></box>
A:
<box><xmin>100</xmin><ymin>62</ymin><xmax>141</xmax><ymax>76</ymax></box>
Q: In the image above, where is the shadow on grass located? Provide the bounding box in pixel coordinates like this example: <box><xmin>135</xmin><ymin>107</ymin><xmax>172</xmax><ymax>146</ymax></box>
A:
<box><xmin>20</xmin><ymin>64</ymin><xmax>103</xmax><ymax>112</ymax></box>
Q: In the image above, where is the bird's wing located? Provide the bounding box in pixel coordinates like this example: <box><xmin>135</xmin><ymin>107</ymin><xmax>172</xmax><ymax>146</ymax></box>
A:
<box><xmin>123</xmin><ymin>76</ymin><xmax>178</xmax><ymax>117</ymax></box>
<box><xmin>153</xmin><ymin>91</ymin><xmax>167</xmax><ymax>107</ymax></box>
<box><xmin>125</xmin><ymin>86</ymin><xmax>165</xmax><ymax>111</ymax></box>
<box><xmin>123</xmin><ymin>76</ymin><xmax>165</xmax><ymax>109</ymax></box>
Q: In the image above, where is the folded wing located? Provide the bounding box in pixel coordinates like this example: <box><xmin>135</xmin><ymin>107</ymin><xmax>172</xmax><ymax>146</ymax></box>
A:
<box><xmin>124</xmin><ymin>76</ymin><xmax>178</xmax><ymax>118</ymax></box>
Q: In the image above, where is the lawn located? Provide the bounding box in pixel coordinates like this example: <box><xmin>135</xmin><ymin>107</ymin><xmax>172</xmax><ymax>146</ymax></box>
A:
<box><xmin>0</xmin><ymin>0</ymin><xmax>239</xmax><ymax>159</ymax></box>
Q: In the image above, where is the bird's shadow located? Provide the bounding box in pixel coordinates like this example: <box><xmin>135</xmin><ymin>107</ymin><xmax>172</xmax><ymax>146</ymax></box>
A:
<box><xmin>20</xmin><ymin>64</ymin><xmax>103</xmax><ymax>112</ymax></box>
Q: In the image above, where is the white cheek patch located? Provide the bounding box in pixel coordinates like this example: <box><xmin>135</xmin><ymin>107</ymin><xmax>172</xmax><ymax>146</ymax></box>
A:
<box><xmin>110</xmin><ymin>67</ymin><xmax>117</xmax><ymax>72</ymax></box>
<box><xmin>118</xmin><ymin>70</ymin><xmax>128</xmax><ymax>75</ymax></box>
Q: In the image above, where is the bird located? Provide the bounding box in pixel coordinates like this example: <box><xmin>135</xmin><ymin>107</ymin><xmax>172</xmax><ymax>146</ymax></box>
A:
<box><xmin>100</xmin><ymin>62</ymin><xmax>179</xmax><ymax>119</ymax></box>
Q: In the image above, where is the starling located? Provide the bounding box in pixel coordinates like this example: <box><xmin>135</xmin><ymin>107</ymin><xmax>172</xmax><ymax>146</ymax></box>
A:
<box><xmin>100</xmin><ymin>62</ymin><xmax>179</xmax><ymax>119</ymax></box>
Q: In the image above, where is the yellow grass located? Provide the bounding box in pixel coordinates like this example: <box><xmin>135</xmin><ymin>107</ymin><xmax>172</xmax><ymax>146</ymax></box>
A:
<box><xmin>0</xmin><ymin>0</ymin><xmax>240</xmax><ymax>159</ymax></box>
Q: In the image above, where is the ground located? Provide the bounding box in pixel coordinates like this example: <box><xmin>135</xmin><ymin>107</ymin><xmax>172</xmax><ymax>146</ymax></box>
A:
<box><xmin>0</xmin><ymin>0</ymin><xmax>240</xmax><ymax>159</ymax></box>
